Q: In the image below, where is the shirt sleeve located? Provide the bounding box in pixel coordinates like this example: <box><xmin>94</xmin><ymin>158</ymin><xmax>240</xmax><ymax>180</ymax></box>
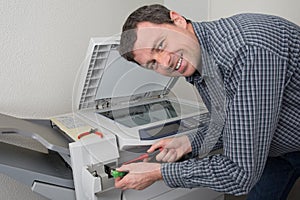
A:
<box><xmin>161</xmin><ymin>46</ymin><xmax>287</xmax><ymax>195</ymax></box>
<box><xmin>187</xmin><ymin>124</ymin><xmax>223</xmax><ymax>158</ymax></box>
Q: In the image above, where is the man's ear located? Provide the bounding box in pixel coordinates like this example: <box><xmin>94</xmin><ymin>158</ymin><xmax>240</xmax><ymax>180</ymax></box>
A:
<box><xmin>169</xmin><ymin>11</ymin><xmax>187</xmax><ymax>28</ymax></box>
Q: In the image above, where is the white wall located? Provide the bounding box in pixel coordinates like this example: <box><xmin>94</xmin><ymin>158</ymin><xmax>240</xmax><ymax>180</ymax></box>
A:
<box><xmin>164</xmin><ymin>0</ymin><xmax>209</xmax><ymax>21</ymax></box>
<box><xmin>0</xmin><ymin>0</ymin><xmax>163</xmax><ymax>119</ymax></box>
<box><xmin>209</xmin><ymin>0</ymin><xmax>300</xmax><ymax>24</ymax></box>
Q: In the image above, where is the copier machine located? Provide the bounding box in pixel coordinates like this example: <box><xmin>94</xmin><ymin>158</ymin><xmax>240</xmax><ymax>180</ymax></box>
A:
<box><xmin>0</xmin><ymin>37</ymin><xmax>222</xmax><ymax>200</ymax></box>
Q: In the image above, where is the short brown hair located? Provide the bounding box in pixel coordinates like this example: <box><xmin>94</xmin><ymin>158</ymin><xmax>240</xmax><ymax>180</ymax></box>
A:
<box><xmin>119</xmin><ymin>4</ymin><xmax>173</xmax><ymax>63</ymax></box>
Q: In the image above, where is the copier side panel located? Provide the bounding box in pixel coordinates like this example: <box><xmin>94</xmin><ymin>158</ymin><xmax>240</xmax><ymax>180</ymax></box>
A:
<box><xmin>69</xmin><ymin>132</ymin><xmax>119</xmax><ymax>200</ymax></box>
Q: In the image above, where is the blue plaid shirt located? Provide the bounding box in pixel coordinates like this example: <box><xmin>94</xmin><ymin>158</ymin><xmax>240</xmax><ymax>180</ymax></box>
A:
<box><xmin>161</xmin><ymin>13</ymin><xmax>300</xmax><ymax>195</ymax></box>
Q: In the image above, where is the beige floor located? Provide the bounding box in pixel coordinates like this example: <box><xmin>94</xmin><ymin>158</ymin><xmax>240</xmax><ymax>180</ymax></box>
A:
<box><xmin>225</xmin><ymin>178</ymin><xmax>300</xmax><ymax>200</ymax></box>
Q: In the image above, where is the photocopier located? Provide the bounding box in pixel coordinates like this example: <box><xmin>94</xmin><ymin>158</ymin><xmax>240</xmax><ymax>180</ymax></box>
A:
<box><xmin>0</xmin><ymin>37</ymin><xmax>223</xmax><ymax>200</ymax></box>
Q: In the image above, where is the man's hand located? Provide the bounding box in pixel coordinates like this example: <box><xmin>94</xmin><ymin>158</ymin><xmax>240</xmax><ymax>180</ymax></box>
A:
<box><xmin>114</xmin><ymin>162</ymin><xmax>162</xmax><ymax>190</ymax></box>
<box><xmin>114</xmin><ymin>135</ymin><xmax>192</xmax><ymax>190</ymax></box>
<box><xmin>148</xmin><ymin>135</ymin><xmax>192</xmax><ymax>162</ymax></box>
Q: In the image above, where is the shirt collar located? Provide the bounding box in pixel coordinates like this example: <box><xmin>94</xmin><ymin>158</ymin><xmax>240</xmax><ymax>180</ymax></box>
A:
<box><xmin>185</xmin><ymin>22</ymin><xmax>209</xmax><ymax>84</ymax></box>
<box><xmin>185</xmin><ymin>70</ymin><xmax>204</xmax><ymax>84</ymax></box>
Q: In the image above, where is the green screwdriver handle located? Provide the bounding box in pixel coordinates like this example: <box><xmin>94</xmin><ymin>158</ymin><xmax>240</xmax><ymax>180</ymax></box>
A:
<box><xmin>111</xmin><ymin>170</ymin><xmax>128</xmax><ymax>178</ymax></box>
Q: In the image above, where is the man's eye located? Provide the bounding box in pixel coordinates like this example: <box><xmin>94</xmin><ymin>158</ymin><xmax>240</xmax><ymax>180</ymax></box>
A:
<box><xmin>146</xmin><ymin>60</ymin><xmax>158</xmax><ymax>70</ymax></box>
<box><xmin>150</xmin><ymin>61</ymin><xmax>157</xmax><ymax>70</ymax></box>
<box><xmin>158</xmin><ymin>40</ymin><xmax>164</xmax><ymax>50</ymax></box>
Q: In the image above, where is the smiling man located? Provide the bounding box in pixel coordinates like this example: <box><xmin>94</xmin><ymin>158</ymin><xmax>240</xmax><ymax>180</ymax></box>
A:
<box><xmin>132</xmin><ymin>19</ymin><xmax>200</xmax><ymax>77</ymax></box>
<box><xmin>116</xmin><ymin>4</ymin><xmax>300</xmax><ymax>200</ymax></box>
<box><xmin>120</xmin><ymin>5</ymin><xmax>201</xmax><ymax>77</ymax></box>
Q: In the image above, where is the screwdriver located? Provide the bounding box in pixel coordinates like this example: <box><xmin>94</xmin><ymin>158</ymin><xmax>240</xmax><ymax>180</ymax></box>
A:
<box><xmin>122</xmin><ymin>148</ymin><xmax>162</xmax><ymax>165</ymax></box>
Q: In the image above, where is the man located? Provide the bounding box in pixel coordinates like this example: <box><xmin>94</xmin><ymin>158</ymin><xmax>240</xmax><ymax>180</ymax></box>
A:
<box><xmin>115</xmin><ymin>4</ymin><xmax>300</xmax><ymax>199</ymax></box>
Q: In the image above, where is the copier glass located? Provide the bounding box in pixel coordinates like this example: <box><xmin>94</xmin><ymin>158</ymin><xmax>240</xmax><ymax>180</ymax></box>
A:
<box><xmin>0</xmin><ymin>37</ymin><xmax>222</xmax><ymax>200</ymax></box>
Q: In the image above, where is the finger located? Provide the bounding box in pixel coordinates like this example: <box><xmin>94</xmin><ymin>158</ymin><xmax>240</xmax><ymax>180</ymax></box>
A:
<box><xmin>156</xmin><ymin>148</ymin><xmax>168</xmax><ymax>161</ymax></box>
<box><xmin>121</xmin><ymin>183</ymin><xmax>128</xmax><ymax>190</ymax></box>
<box><xmin>114</xmin><ymin>178</ymin><xmax>123</xmax><ymax>188</ymax></box>
<box><xmin>120</xmin><ymin>184</ymin><xmax>128</xmax><ymax>190</ymax></box>
<box><xmin>167</xmin><ymin>151</ymin><xmax>178</xmax><ymax>162</ymax></box>
<box><xmin>167</xmin><ymin>154</ymin><xmax>176</xmax><ymax>162</ymax></box>
<box><xmin>168</xmin><ymin>152</ymin><xmax>178</xmax><ymax>162</ymax></box>
<box><xmin>147</xmin><ymin>141</ymin><xmax>164</xmax><ymax>153</ymax></box>
<box><xmin>115</xmin><ymin>177</ymin><xmax>122</xmax><ymax>182</ymax></box>
<box><xmin>148</xmin><ymin>138</ymin><xmax>170</xmax><ymax>153</ymax></box>
<box><xmin>162</xmin><ymin>149</ymin><xmax>176</xmax><ymax>162</ymax></box>
<box><xmin>116</xmin><ymin>164</ymin><xmax>130</xmax><ymax>172</ymax></box>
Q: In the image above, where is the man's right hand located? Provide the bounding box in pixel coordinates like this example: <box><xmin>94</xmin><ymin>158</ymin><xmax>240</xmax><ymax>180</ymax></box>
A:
<box><xmin>147</xmin><ymin>135</ymin><xmax>192</xmax><ymax>162</ymax></box>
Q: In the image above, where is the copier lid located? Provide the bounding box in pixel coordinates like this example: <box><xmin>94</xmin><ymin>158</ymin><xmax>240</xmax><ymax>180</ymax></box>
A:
<box><xmin>78</xmin><ymin>37</ymin><xmax>178</xmax><ymax>110</ymax></box>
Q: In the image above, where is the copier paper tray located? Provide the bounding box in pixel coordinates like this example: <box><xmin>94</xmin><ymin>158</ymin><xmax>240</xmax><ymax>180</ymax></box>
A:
<box><xmin>0</xmin><ymin>113</ymin><xmax>74</xmax><ymax>199</ymax></box>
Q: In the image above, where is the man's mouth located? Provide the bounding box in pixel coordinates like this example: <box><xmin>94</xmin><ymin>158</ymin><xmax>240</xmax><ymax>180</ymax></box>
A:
<box><xmin>175</xmin><ymin>56</ymin><xmax>183</xmax><ymax>70</ymax></box>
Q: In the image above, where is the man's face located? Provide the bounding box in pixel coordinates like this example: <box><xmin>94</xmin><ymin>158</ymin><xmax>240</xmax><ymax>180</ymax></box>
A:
<box><xmin>132</xmin><ymin>21</ymin><xmax>201</xmax><ymax>77</ymax></box>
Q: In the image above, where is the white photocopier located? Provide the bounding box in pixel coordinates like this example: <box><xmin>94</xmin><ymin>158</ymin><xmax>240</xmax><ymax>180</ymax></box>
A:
<box><xmin>0</xmin><ymin>37</ymin><xmax>223</xmax><ymax>200</ymax></box>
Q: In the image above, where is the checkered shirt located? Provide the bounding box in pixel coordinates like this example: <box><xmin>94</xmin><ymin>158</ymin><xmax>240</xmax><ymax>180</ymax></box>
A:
<box><xmin>161</xmin><ymin>13</ymin><xmax>300</xmax><ymax>195</ymax></box>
